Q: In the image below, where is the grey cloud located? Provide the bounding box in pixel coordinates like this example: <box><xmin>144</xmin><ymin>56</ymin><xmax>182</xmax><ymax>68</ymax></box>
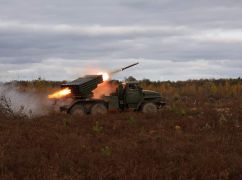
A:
<box><xmin>0</xmin><ymin>0</ymin><xmax>241</xmax><ymax>81</ymax></box>
<box><xmin>121</xmin><ymin>0</ymin><xmax>242</xmax><ymax>26</ymax></box>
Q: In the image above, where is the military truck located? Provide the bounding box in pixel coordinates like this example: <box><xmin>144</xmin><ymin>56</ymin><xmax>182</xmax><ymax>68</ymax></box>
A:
<box><xmin>59</xmin><ymin>74</ymin><xmax>166</xmax><ymax>115</ymax></box>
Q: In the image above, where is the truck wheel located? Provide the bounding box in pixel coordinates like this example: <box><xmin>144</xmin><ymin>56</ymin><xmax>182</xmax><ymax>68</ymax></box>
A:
<box><xmin>142</xmin><ymin>102</ymin><xmax>157</xmax><ymax>113</ymax></box>
<box><xmin>91</xmin><ymin>103</ymin><xmax>107</xmax><ymax>115</ymax></box>
<box><xmin>70</xmin><ymin>104</ymin><xmax>86</xmax><ymax>116</ymax></box>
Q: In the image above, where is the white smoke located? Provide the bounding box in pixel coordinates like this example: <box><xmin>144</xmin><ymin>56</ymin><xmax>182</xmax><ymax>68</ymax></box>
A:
<box><xmin>0</xmin><ymin>84</ymin><xmax>53</xmax><ymax>117</ymax></box>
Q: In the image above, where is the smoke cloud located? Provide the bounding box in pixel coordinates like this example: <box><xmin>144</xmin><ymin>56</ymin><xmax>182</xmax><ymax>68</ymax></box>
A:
<box><xmin>0</xmin><ymin>84</ymin><xmax>53</xmax><ymax>117</ymax></box>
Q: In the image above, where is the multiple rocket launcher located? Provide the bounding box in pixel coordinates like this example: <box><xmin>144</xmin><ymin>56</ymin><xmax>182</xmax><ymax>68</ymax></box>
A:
<box><xmin>49</xmin><ymin>62</ymin><xmax>165</xmax><ymax>114</ymax></box>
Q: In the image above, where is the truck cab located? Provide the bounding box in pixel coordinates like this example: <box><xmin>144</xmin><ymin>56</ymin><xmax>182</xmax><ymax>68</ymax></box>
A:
<box><xmin>106</xmin><ymin>81</ymin><xmax>165</xmax><ymax>112</ymax></box>
<box><xmin>123</xmin><ymin>81</ymin><xmax>143</xmax><ymax>109</ymax></box>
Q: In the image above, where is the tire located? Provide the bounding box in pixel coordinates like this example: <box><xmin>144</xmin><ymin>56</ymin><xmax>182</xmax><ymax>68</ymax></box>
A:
<box><xmin>91</xmin><ymin>103</ymin><xmax>108</xmax><ymax>115</ymax></box>
<box><xmin>142</xmin><ymin>102</ymin><xmax>157</xmax><ymax>113</ymax></box>
<box><xmin>69</xmin><ymin>104</ymin><xmax>86</xmax><ymax>116</ymax></box>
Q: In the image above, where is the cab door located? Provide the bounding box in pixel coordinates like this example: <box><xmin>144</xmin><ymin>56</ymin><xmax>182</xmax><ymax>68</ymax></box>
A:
<box><xmin>125</xmin><ymin>84</ymin><xmax>143</xmax><ymax>109</ymax></box>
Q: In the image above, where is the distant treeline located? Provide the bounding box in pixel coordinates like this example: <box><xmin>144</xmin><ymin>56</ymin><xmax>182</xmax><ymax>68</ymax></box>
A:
<box><xmin>3</xmin><ymin>78</ymin><xmax>242</xmax><ymax>99</ymax></box>
<box><xmin>139</xmin><ymin>78</ymin><xmax>242</xmax><ymax>100</ymax></box>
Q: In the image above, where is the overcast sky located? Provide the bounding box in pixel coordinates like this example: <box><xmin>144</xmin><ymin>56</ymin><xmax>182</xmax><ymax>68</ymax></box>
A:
<box><xmin>0</xmin><ymin>0</ymin><xmax>242</xmax><ymax>81</ymax></box>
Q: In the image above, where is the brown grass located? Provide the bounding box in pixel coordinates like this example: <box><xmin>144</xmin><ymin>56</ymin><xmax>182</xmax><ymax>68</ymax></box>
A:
<box><xmin>0</xmin><ymin>79</ymin><xmax>242</xmax><ymax>179</ymax></box>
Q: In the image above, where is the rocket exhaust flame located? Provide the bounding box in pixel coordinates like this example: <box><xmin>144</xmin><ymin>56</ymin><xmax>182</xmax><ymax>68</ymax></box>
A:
<box><xmin>48</xmin><ymin>88</ymin><xmax>71</xmax><ymax>99</ymax></box>
<box><xmin>97</xmin><ymin>72</ymin><xmax>110</xmax><ymax>81</ymax></box>
<box><xmin>93</xmin><ymin>81</ymin><xmax>118</xmax><ymax>99</ymax></box>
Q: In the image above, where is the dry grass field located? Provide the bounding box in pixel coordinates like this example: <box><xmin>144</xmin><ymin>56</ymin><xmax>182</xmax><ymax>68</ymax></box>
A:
<box><xmin>0</xmin><ymin>78</ymin><xmax>242</xmax><ymax>179</ymax></box>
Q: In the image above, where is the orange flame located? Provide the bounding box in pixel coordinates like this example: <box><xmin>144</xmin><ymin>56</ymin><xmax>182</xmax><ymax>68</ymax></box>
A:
<box><xmin>98</xmin><ymin>72</ymin><xmax>110</xmax><ymax>81</ymax></box>
<box><xmin>93</xmin><ymin>81</ymin><xmax>118</xmax><ymax>99</ymax></box>
<box><xmin>48</xmin><ymin>88</ymin><xmax>71</xmax><ymax>99</ymax></box>
<box><xmin>93</xmin><ymin>72</ymin><xmax>116</xmax><ymax>99</ymax></box>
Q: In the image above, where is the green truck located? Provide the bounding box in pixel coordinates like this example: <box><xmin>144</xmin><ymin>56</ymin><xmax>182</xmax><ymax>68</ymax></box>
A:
<box><xmin>59</xmin><ymin>73</ymin><xmax>166</xmax><ymax>115</ymax></box>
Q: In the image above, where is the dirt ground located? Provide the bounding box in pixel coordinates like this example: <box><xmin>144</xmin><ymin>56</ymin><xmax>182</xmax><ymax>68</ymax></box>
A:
<box><xmin>0</xmin><ymin>103</ymin><xmax>242</xmax><ymax>179</ymax></box>
<box><xmin>0</xmin><ymin>79</ymin><xmax>242</xmax><ymax>179</ymax></box>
